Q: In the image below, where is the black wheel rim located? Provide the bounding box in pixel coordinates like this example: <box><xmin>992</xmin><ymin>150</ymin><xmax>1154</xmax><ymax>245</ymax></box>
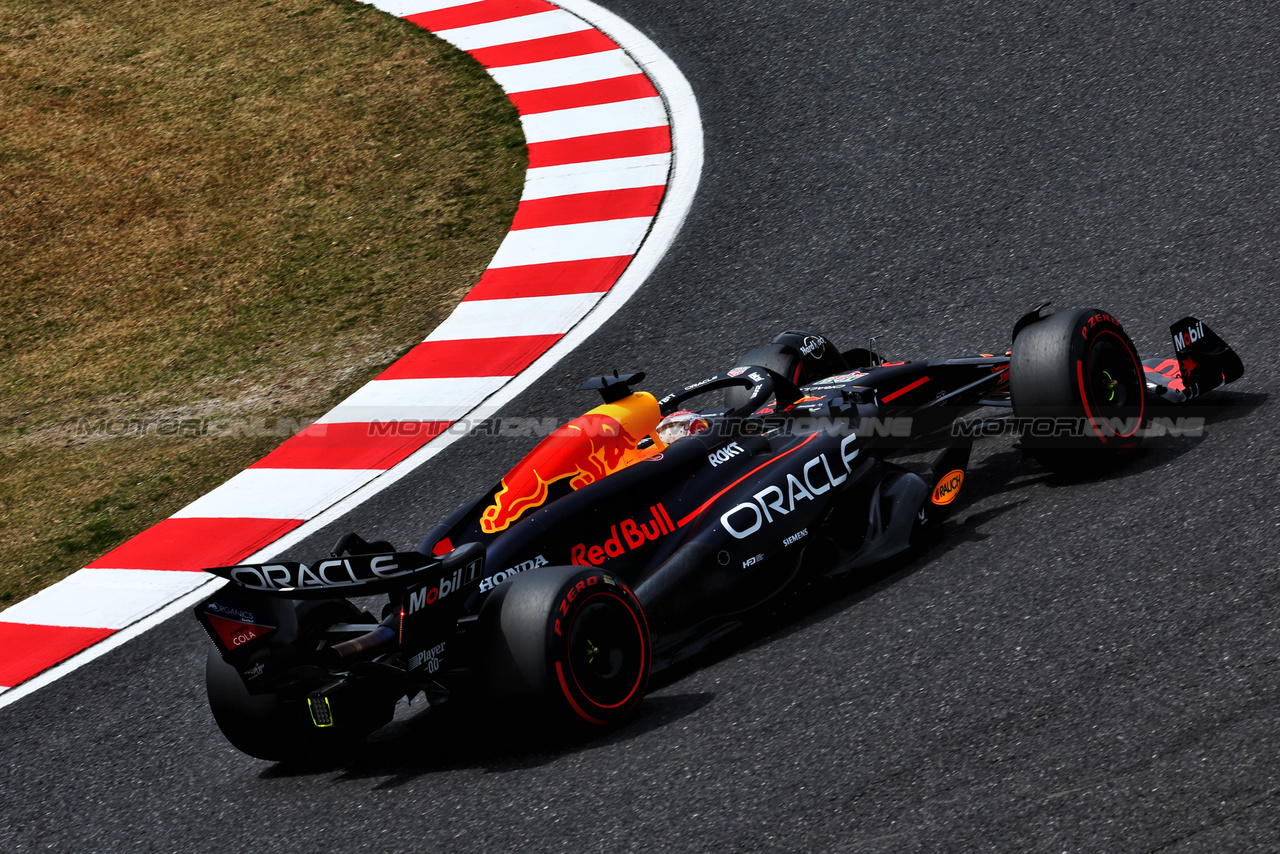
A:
<box><xmin>566</xmin><ymin>594</ymin><xmax>645</xmax><ymax>710</ymax></box>
<box><xmin>1083</xmin><ymin>331</ymin><xmax>1143</xmax><ymax>437</ymax></box>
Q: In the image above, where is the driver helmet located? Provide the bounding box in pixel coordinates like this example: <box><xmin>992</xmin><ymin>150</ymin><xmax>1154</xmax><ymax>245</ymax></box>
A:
<box><xmin>656</xmin><ymin>410</ymin><xmax>710</xmax><ymax>445</ymax></box>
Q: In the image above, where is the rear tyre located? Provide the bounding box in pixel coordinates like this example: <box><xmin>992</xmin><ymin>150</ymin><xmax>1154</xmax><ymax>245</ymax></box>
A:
<box><xmin>205</xmin><ymin>598</ymin><xmax>395</xmax><ymax>763</ymax></box>
<box><xmin>483</xmin><ymin>566</ymin><xmax>650</xmax><ymax>730</ymax></box>
<box><xmin>1010</xmin><ymin>308</ymin><xmax>1147</xmax><ymax>473</ymax></box>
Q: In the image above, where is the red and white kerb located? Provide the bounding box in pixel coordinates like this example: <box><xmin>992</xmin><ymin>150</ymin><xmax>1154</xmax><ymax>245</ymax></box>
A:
<box><xmin>0</xmin><ymin>0</ymin><xmax>676</xmax><ymax>693</ymax></box>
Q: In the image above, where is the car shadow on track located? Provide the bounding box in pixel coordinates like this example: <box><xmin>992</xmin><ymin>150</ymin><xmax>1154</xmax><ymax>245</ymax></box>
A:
<box><xmin>691</xmin><ymin>499</ymin><xmax>1029</xmax><ymax>675</ymax></box>
<box><xmin>948</xmin><ymin>389</ymin><xmax>1266</xmax><ymax>493</ymax></box>
<box><xmin>1028</xmin><ymin>389</ymin><xmax>1267</xmax><ymax>486</ymax></box>
<box><xmin>257</xmin><ymin>690</ymin><xmax>717</xmax><ymax>786</ymax></box>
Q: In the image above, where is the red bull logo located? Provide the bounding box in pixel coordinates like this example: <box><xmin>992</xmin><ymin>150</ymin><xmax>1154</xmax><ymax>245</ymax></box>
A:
<box><xmin>571</xmin><ymin>504</ymin><xmax>675</xmax><ymax>566</ymax></box>
<box><xmin>480</xmin><ymin>413</ymin><xmax>640</xmax><ymax>534</ymax></box>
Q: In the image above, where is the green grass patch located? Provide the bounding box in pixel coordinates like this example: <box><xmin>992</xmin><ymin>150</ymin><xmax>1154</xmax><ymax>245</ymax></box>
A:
<box><xmin>0</xmin><ymin>0</ymin><xmax>525</xmax><ymax>605</ymax></box>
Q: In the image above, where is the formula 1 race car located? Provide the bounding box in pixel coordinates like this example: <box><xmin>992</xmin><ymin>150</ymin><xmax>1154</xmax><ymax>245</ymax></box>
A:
<box><xmin>194</xmin><ymin>307</ymin><xmax>1244</xmax><ymax>761</ymax></box>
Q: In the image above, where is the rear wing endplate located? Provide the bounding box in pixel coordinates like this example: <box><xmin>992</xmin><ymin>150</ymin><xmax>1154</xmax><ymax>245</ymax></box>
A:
<box><xmin>1169</xmin><ymin>316</ymin><xmax>1244</xmax><ymax>400</ymax></box>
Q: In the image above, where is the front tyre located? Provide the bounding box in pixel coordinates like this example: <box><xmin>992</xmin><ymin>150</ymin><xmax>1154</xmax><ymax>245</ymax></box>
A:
<box><xmin>483</xmin><ymin>566</ymin><xmax>650</xmax><ymax>729</ymax></box>
<box><xmin>1010</xmin><ymin>307</ymin><xmax>1147</xmax><ymax>472</ymax></box>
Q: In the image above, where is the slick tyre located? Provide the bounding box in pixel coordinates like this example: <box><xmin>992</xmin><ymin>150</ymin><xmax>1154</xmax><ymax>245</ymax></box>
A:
<box><xmin>205</xmin><ymin>599</ymin><xmax>394</xmax><ymax>763</ymax></box>
<box><xmin>483</xmin><ymin>566</ymin><xmax>650</xmax><ymax>730</ymax></box>
<box><xmin>1010</xmin><ymin>308</ymin><xmax>1147</xmax><ymax>473</ymax></box>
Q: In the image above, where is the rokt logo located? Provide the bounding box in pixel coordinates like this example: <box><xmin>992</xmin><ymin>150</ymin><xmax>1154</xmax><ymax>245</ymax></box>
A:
<box><xmin>709</xmin><ymin>442</ymin><xmax>745</xmax><ymax>467</ymax></box>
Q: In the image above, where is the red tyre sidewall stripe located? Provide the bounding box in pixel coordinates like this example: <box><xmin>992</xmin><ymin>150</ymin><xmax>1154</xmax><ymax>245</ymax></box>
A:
<box><xmin>1078</xmin><ymin>328</ymin><xmax>1145</xmax><ymax>442</ymax></box>
<box><xmin>565</xmin><ymin>591</ymin><xmax>650</xmax><ymax>711</ymax></box>
<box><xmin>555</xmin><ymin>660</ymin><xmax>607</xmax><ymax>725</ymax></box>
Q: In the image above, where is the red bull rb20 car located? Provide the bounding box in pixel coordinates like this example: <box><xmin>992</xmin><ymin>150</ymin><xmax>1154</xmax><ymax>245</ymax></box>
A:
<box><xmin>194</xmin><ymin>307</ymin><xmax>1244</xmax><ymax>761</ymax></box>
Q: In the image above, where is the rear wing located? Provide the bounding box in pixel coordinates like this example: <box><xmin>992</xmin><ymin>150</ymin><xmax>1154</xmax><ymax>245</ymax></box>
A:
<box><xmin>204</xmin><ymin>542</ymin><xmax>484</xmax><ymax>599</ymax></box>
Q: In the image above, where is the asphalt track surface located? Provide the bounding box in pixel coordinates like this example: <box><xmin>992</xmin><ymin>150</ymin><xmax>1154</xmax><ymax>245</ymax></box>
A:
<box><xmin>5</xmin><ymin>2</ymin><xmax>1280</xmax><ymax>851</ymax></box>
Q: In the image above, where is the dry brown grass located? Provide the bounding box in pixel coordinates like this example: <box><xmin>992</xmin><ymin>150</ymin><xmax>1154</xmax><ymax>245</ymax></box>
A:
<box><xmin>0</xmin><ymin>0</ymin><xmax>525</xmax><ymax>604</ymax></box>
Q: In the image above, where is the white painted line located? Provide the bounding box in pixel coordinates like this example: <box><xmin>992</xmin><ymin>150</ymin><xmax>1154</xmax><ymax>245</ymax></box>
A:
<box><xmin>519</xmin><ymin>97</ymin><xmax>666</xmax><ymax>143</ymax></box>
<box><xmin>488</xmin><ymin>49</ymin><xmax>639</xmax><ymax>90</ymax></box>
<box><xmin>487</xmin><ymin>217</ymin><xmax>652</xmax><ymax>268</ymax></box>
<box><xmin>426</xmin><ymin>292</ymin><xmax>605</xmax><ymax>339</ymax></box>
<box><xmin>0</xmin><ymin>575</ymin><xmax>226</xmax><ymax>708</ymax></box>
<box><xmin>314</xmin><ymin>375</ymin><xmax>511</xmax><ymax>423</ymax></box>
<box><xmin>170</xmin><ymin>468</ymin><xmax>383</xmax><ymax>521</ymax></box>
<box><xmin>314</xmin><ymin>405</ymin><xmax>495</xmax><ymax>425</ymax></box>
<box><xmin>0</xmin><ymin>569</ymin><xmax>209</xmax><ymax>630</ymax></box>
<box><xmin>362</xmin><ymin>0</ymin><xmax>472</xmax><ymax>16</ymax></box>
<box><xmin>522</xmin><ymin>153</ymin><xmax>670</xmax><ymax>200</ymax></box>
<box><xmin>435</xmin><ymin>11</ymin><xmax>590</xmax><ymax>51</ymax></box>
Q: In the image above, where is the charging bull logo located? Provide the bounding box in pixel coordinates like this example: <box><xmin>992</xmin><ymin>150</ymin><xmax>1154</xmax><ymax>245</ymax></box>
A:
<box><xmin>480</xmin><ymin>414</ymin><xmax>640</xmax><ymax>534</ymax></box>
